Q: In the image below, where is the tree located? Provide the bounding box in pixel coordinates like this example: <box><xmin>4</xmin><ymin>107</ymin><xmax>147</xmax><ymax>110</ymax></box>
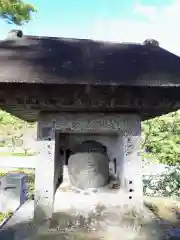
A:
<box><xmin>141</xmin><ymin>110</ymin><xmax>180</xmax><ymax>166</ymax></box>
<box><xmin>0</xmin><ymin>0</ymin><xmax>36</xmax><ymax>25</ymax></box>
<box><xmin>144</xmin><ymin>164</ymin><xmax>180</xmax><ymax>197</ymax></box>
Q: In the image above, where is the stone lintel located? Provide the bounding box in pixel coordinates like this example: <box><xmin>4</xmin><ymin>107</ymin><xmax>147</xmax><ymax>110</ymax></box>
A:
<box><xmin>38</xmin><ymin>113</ymin><xmax>141</xmax><ymax>137</ymax></box>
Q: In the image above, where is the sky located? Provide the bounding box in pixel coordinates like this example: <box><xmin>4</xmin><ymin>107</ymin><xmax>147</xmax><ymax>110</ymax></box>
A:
<box><xmin>0</xmin><ymin>0</ymin><xmax>180</xmax><ymax>55</ymax></box>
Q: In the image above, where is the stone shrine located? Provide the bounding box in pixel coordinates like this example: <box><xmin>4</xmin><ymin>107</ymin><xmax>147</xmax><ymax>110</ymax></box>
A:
<box><xmin>0</xmin><ymin>30</ymin><xmax>180</xmax><ymax>223</ymax></box>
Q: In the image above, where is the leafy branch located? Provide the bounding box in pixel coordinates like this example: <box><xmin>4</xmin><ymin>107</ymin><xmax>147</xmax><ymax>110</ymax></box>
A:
<box><xmin>0</xmin><ymin>0</ymin><xmax>36</xmax><ymax>25</ymax></box>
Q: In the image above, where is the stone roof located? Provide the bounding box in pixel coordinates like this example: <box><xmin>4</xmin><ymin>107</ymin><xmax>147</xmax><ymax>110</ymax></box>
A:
<box><xmin>0</xmin><ymin>32</ymin><xmax>180</xmax><ymax>121</ymax></box>
<box><xmin>0</xmin><ymin>33</ymin><xmax>180</xmax><ymax>86</ymax></box>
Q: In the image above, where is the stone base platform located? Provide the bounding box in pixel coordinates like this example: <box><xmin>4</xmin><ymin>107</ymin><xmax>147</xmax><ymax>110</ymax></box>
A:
<box><xmin>54</xmin><ymin>184</ymin><xmax>141</xmax><ymax>214</ymax></box>
<box><xmin>0</xmin><ymin>187</ymin><xmax>163</xmax><ymax>240</ymax></box>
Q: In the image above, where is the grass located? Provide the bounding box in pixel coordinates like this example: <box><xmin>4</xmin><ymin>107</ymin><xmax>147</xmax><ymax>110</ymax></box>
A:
<box><xmin>0</xmin><ymin>211</ymin><xmax>12</xmax><ymax>223</ymax></box>
<box><xmin>144</xmin><ymin>195</ymin><xmax>180</xmax><ymax>237</ymax></box>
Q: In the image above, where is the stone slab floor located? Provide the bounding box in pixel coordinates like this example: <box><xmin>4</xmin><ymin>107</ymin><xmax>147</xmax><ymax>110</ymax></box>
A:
<box><xmin>0</xmin><ymin>181</ymin><xmax>164</xmax><ymax>240</ymax></box>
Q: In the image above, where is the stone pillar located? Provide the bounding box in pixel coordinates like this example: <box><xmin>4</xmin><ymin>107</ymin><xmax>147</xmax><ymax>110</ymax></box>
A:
<box><xmin>115</xmin><ymin>135</ymin><xmax>125</xmax><ymax>186</ymax></box>
<box><xmin>122</xmin><ymin>115</ymin><xmax>143</xmax><ymax>206</ymax></box>
<box><xmin>34</xmin><ymin>120</ymin><xmax>56</xmax><ymax>223</ymax></box>
<box><xmin>54</xmin><ymin>134</ymin><xmax>64</xmax><ymax>192</ymax></box>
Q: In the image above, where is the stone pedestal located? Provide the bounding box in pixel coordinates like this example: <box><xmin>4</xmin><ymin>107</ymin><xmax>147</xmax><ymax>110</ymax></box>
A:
<box><xmin>0</xmin><ymin>173</ymin><xmax>27</xmax><ymax>213</ymax></box>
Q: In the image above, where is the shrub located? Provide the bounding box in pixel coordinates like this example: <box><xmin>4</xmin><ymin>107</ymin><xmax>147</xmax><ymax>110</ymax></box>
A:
<box><xmin>143</xmin><ymin>164</ymin><xmax>180</xmax><ymax>197</ymax></box>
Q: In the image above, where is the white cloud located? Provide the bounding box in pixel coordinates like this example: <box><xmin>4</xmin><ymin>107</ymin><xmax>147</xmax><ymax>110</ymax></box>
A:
<box><xmin>133</xmin><ymin>4</ymin><xmax>158</xmax><ymax>21</ymax></box>
<box><xmin>92</xmin><ymin>0</ymin><xmax>180</xmax><ymax>56</ymax></box>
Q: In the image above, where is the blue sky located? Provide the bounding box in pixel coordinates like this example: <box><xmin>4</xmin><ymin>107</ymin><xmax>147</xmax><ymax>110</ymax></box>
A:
<box><xmin>0</xmin><ymin>0</ymin><xmax>180</xmax><ymax>54</ymax></box>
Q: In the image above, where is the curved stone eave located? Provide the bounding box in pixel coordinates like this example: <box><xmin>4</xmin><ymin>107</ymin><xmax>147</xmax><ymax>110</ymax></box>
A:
<box><xmin>0</xmin><ymin>84</ymin><xmax>180</xmax><ymax>122</ymax></box>
<box><xmin>0</xmin><ymin>36</ymin><xmax>180</xmax><ymax>86</ymax></box>
<box><xmin>0</xmin><ymin>107</ymin><xmax>176</xmax><ymax>123</ymax></box>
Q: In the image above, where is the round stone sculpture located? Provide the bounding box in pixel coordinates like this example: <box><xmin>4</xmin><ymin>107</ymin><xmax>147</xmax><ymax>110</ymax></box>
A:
<box><xmin>68</xmin><ymin>141</ymin><xmax>110</xmax><ymax>190</ymax></box>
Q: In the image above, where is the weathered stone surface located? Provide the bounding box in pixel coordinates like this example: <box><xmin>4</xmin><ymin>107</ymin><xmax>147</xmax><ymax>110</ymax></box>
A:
<box><xmin>34</xmin><ymin>119</ymin><xmax>57</xmax><ymax>222</ymax></box>
<box><xmin>0</xmin><ymin>35</ymin><xmax>180</xmax><ymax>121</ymax></box>
<box><xmin>0</xmin><ymin>173</ymin><xmax>27</xmax><ymax>213</ymax></box>
<box><xmin>0</xmin><ymin>84</ymin><xmax>180</xmax><ymax>121</ymax></box>
<box><xmin>68</xmin><ymin>141</ymin><xmax>109</xmax><ymax>190</ymax></box>
<box><xmin>0</xmin><ymin>35</ymin><xmax>180</xmax><ymax>86</ymax></box>
<box><xmin>38</xmin><ymin>112</ymin><xmax>140</xmax><ymax>135</ymax></box>
<box><xmin>68</xmin><ymin>152</ymin><xmax>109</xmax><ymax>190</ymax></box>
<box><xmin>38</xmin><ymin>113</ymin><xmax>142</xmax><ymax>202</ymax></box>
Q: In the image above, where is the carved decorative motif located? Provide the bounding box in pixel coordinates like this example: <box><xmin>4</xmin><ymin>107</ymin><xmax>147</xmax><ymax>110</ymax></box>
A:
<box><xmin>1</xmin><ymin>94</ymin><xmax>179</xmax><ymax>110</ymax></box>
<box><xmin>0</xmin><ymin>85</ymin><xmax>179</xmax><ymax>121</ymax></box>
